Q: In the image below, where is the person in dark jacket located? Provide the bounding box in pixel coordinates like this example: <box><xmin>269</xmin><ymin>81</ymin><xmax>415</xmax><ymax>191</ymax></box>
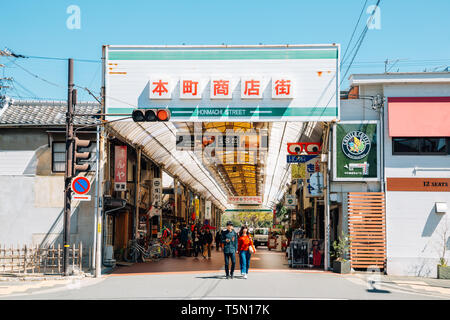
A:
<box><xmin>192</xmin><ymin>227</ymin><xmax>202</xmax><ymax>258</ymax></box>
<box><xmin>202</xmin><ymin>228</ymin><xmax>213</xmax><ymax>258</ymax></box>
<box><xmin>180</xmin><ymin>224</ymin><xmax>189</xmax><ymax>256</ymax></box>
<box><xmin>215</xmin><ymin>229</ymin><xmax>222</xmax><ymax>251</ymax></box>
<box><xmin>222</xmin><ymin>221</ymin><xmax>238</xmax><ymax>279</ymax></box>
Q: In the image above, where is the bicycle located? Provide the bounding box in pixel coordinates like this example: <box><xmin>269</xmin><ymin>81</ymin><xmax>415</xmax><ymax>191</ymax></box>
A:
<box><xmin>148</xmin><ymin>240</ymin><xmax>163</xmax><ymax>261</ymax></box>
<box><xmin>123</xmin><ymin>239</ymin><xmax>151</xmax><ymax>263</ymax></box>
<box><xmin>161</xmin><ymin>243</ymin><xmax>172</xmax><ymax>258</ymax></box>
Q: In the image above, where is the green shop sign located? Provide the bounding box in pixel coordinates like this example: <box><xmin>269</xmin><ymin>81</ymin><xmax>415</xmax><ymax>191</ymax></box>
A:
<box><xmin>333</xmin><ymin>121</ymin><xmax>379</xmax><ymax>181</ymax></box>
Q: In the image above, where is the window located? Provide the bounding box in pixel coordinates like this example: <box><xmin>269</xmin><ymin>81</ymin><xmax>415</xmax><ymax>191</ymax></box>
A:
<box><xmin>52</xmin><ymin>142</ymin><xmax>66</xmax><ymax>172</ymax></box>
<box><xmin>393</xmin><ymin>137</ymin><xmax>449</xmax><ymax>155</ymax></box>
<box><xmin>254</xmin><ymin>228</ymin><xmax>268</xmax><ymax>235</ymax></box>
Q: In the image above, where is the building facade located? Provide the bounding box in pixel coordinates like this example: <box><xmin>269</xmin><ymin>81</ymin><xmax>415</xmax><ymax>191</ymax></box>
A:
<box><xmin>342</xmin><ymin>73</ymin><xmax>450</xmax><ymax>277</ymax></box>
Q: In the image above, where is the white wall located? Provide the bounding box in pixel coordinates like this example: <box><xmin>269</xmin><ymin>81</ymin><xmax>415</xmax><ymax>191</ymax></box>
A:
<box><xmin>382</xmin><ymin>83</ymin><xmax>450</xmax><ymax>277</ymax></box>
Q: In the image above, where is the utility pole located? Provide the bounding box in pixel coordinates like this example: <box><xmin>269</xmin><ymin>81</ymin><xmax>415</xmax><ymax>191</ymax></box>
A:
<box><xmin>63</xmin><ymin>58</ymin><xmax>74</xmax><ymax>276</ymax></box>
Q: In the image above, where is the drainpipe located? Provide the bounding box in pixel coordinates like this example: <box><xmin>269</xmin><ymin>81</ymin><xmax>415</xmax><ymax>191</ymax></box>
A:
<box><xmin>380</xmin><ymin>100</ymin><xmax>385</xmax><ymax>193</ymax></box>
<box><xmin>322</xmin><ymin>124</ymin><xmax>332</xmax><ymax>271</ymax></box>
<box><xmin>92</xmin><ymin>125</ymin><xmax>100</xmax><ymax>274</ymax></box>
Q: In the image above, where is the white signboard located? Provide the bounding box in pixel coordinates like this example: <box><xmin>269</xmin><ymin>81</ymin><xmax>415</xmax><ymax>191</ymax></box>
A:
<box><xmin>205</xmin><ymin>200</ymin><xmax>212</xmax><ymax>220</ymax></box>
<box><xmin>151</xmin><ymin>178</ymin><xmax>162</xmax><ymax>216</ymax></box>
<box><xmin>104</xmin><ymin>45</ymin><xmax>339</xmax><ymax>122</ymax></box>
<box><xmin>285</xmin><ymin>194</ymin><xmax>297</xmax><ymax>208</ymax></box>
<box><xmin>228</xmin><ymin>196</ymin><xmax>262</xmax><ymax>205</ymax></box>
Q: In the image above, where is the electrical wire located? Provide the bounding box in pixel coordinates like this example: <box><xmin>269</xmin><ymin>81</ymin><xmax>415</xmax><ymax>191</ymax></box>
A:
<box><xmin>341</xmin><ymin>0</ymin><xmax>382</xmax><ymax>85</ymax></box>
<box><xmin>341</xmin><ymin>0</ymin><xmax>369</xmax><ymax>67</ymax></box>
<box><xmin>22</xmin><ymin>55</ymin><xmax>100</xmax><ymax>64</ymax></box>
<box><xmin>4</xmin><ymin>56</ymin><xmax>65</xmax><ymax>89</ymax></box>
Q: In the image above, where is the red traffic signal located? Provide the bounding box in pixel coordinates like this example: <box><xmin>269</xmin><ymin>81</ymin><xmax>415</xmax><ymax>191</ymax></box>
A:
<box><xmin>132</xmin><ymin>109</ymin><xmax>170</xmax><ymax>122</ymax></box>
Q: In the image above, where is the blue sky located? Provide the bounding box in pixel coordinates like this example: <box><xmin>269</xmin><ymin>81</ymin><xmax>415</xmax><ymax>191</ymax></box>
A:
<box><xmin>1</xmin><ymin>0</ymin><xmax>450</xmax><ymax>102</ymax></box>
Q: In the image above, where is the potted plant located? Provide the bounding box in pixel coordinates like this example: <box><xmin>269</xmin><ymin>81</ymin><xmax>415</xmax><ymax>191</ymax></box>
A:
<box><xmin>332</xmin><ymin>232</ymin><xmax>351</xmax><ymax>274</ymax></box>
<box><xmin>437</xmin><ymin>224</ymin><xmax>450</xmax><ymax>279</ymax></box>
<box><xmin>437</xmin><ymin>258</ymin><xmax>450</xmax><ymax>279</ymax></box>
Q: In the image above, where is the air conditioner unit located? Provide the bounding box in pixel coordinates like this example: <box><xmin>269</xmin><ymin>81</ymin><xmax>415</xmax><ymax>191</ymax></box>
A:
<box><xmin>436</xmin><ymin>202</ymin><xmax>448</xmax><ymax>214</ymax></box>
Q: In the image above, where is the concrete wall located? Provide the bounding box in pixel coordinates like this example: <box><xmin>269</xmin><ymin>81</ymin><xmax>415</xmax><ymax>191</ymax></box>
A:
<box><xmin>382</xmin><ymin>83</ymin><xmax>450</xmax><ymax>277</ymax></box>
<box><xmin>0</xmin><ymin>128</ymin><xmax>97</xmax><ymax>250</ymax></box>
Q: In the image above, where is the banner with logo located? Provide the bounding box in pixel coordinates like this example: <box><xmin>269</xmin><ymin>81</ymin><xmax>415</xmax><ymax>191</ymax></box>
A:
<box><xmin>285</xmin><ymin>194</ymin><xmax>297</xmax><ymax>208</ymax></box>
<box><xmin>333</xmin><ymin>121</ymin><xmax>380</xmax><ymax>181</ymax></box>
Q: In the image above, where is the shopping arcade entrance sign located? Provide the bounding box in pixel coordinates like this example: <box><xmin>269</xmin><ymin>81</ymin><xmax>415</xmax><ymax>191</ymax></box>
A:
<box><xmin>104</xmin><ymin>45</ymin><xmax>340</xmax><ymax>122</ymax></box>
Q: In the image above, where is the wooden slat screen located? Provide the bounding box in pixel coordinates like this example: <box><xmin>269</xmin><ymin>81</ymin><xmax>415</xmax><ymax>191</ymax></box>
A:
<box><xmin>348</xmin><ymin>192</ymin><xmax>386</xmax><ymax>269</ymax></box>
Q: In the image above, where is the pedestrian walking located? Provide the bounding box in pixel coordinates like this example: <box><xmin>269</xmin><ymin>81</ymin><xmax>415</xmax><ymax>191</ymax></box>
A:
<box><xmin>193</xmin><ymin>227</ymin><xmax>202</xmax><ymax>258</ymax></box>
<box><xmin>203</xmin><ymin>228</ymin><xmax>213</xmax><ymax>258</ymax></box>
<box><xmin>222</xmin><ymin>221</ymin><xmax>238</xmax><ymax>279</ymax></box>
<box><xmin>215</xmin><ymin>229</ymin><xmax>222</xmax><ymax>251</ymax></box>
<box><xmin>238</xmin><ymin>225</ymin><xmax>255</xmax><ymax>279</ymax></box>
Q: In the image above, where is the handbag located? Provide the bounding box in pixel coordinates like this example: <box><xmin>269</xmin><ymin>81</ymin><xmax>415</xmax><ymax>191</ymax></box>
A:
<box><xmin>249</xmin><ymin>237</ymin><xmax>255</xmax><ymax>253</ymax></box>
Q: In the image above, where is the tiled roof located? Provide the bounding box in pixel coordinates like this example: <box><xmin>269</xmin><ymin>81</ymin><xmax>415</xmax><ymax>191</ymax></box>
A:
<box><xmin>0</xmin><ymin>99</ymin><xmax>101</xmax><ymax>126</ymax></box>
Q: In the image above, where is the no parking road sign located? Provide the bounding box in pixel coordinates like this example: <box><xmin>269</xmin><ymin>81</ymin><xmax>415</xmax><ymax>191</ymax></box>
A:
<box><xmin>72</xmin><ymin>176</ymin><xmax>91</xmax><ymax>201</ymax></box>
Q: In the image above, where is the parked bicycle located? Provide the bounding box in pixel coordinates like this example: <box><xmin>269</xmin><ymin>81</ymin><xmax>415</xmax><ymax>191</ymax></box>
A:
<box><xmin>123</xmin><ymin>239</ymin><xmax>151</xmax><ymax>263</ymax></box>
<box><xmin>148</xmin><ymin>240</ymin><xmax>163</xmax><ymax>261</ymax></box>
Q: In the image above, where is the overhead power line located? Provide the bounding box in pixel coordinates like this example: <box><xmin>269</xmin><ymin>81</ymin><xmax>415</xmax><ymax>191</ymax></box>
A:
<box><xmin>340</xmin><ymin>0</ymin><xmax>382</xmax><ymax>85</ymax></box>
<box><xmin>341</xmin><ymin>0</ymin><xmax>369</xmax><ymax>67</ymax></box>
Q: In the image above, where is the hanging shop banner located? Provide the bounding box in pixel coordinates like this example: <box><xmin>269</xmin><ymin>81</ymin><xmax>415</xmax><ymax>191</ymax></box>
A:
<box><xmin>151</xmin><ymin>178</ymin><xmax>162</xmax><ymax>216</ymax></box>
<box><xmin>176</xmin><ymin>131</ymin><xmax>268</xmax><ymax>152</ymax></box>
<box><xmin>287</xmin><ymin>154</ymin><xmax>317</xmax><ymax>163</ymax></box>
<box><xmin>304</xmin><ymin>156</ymin><xmax>323</xmax><ymax>197</ymax></box>
<box><xmin>287</xmin><ymin>142</ymin><xmax>321</xmax><ymax>155</ymax></box>
<box><xmin>114</xmin><ymin>146</ymin><xmax>127</xmax><ymax>191</ymax></box>
<box><xmin>194</xmin><ymin>198</ymin><xmax>200</xmax><ymax>218</ymax></box>
<box><xmin>205</xmin><ymin>200</ymin><xmax>212</xmax><ymax>220</ymax></box>
<box><xmin>228</xmin><ymin>196</ymin><xmax>262</xmax><ymax>205</ymax></box>
<box><xmin>291</xmin><ymin>163</ymin><xmax>306</xmax><ymax>179</ymax></box>
<box><xmin>333</xmin><ymin>121</ymin><xmax>380</xmax><ymax>181</ymax></box>
<box><xmin>285</xmin><ymin>194</ymin><xmax>297</xmax><ymax>208</ymax></box>
<box><xmin>105</xmin><ymin>45</ymin><xmax>339</xmax><ymax>122</ymax></box>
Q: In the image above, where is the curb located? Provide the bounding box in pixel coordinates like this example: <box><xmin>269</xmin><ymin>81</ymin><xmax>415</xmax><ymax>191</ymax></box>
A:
<box><xmin>0</xmin><ymin>274</ymin><xmax>91</xmax><ymax>282</ymax></box>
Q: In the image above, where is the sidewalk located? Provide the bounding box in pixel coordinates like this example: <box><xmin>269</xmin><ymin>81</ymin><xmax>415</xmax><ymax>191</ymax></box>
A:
<box><xmin>352</xmin><ymin>272</ymin><xmax>450</xmax><ymax>298</ymax></box>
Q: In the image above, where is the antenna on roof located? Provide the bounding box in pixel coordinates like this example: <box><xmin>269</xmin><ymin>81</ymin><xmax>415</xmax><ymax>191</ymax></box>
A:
<box><xmin>384</xmin><ymin>58</ymin><xmax>408</xmax><ymax>73</ymax></box>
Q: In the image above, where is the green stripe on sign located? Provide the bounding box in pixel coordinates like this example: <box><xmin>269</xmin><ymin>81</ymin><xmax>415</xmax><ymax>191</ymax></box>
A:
<box><xmin>107</xmin><ymin>108</ymin><xmax>134</xmax><ymax>114</ymax></box>
<box><xmin>106</xmin><ymin>107</ymin><xmax>338</xmax><ymax>118</ymax></box>
<box><xmin>168</xmin><ymin>107</ymin><xmax>337</xmax><ymax>117</ymax></box>
<box><xmin>108</xmin><ymin>49</ymin><xmax>338</xmax><ymax>61</ymax></box>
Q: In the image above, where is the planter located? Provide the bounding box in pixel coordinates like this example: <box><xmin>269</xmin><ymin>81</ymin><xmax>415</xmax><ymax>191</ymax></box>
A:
<box><xmin>437</xmin><ymin>265</ymin><xmax>450</xmax><ymax>279</ymax></box>
<box><xmin>333</xmin><ymin>260</ymin><xmax>351</xmax><ymax>274</ymax></box>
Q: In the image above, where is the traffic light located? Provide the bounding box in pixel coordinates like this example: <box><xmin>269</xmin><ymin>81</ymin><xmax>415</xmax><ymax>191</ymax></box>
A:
<box><xmin>132</xmin><ymin>109</ymin><xmax>171</xmax><ymax>122</ymax></box>
<box><xmin>73</xmin><ymin>136</ymin><xmax>91</xmax><ymax>173</ymax></box>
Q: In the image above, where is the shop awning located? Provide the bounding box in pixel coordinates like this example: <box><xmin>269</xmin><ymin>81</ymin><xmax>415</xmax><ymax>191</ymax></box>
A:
<box><xmin>388</xmin><ymin>97</ymin><xmax>450</xmax><ymax>137</ymax></box>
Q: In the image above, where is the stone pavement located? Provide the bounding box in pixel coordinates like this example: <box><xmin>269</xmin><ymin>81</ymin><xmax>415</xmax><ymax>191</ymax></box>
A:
<box><xmin>0</xmin><ymin>247</ymin><xmax>449</xmax><ymax>299</ymax></box>
<box><xmin>110</xmin><ymin>246</ymin><xmax>302</xmax><ymax>276</ymax></box>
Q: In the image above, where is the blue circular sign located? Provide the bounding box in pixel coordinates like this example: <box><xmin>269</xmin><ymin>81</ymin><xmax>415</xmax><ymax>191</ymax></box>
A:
<box><xmin>72</xmin><ymin>177</ymin><xmax>90</xmax><ymax>195</ymax></box>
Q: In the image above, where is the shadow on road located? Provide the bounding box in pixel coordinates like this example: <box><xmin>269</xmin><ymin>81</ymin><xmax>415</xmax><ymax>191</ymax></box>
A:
<box><xmin>195</xmin><ymin>275</ymin><xmax>226</xmax><ymax>280</ymax></box>
<box><xmin>366</xmin><ymin>288</ymin><xmax>391</xmax><ymax>294</ymax></box>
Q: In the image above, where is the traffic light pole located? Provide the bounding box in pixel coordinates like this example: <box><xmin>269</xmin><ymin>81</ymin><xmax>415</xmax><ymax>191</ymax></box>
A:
<box><xmin>63</xmin><ymin>58</ymin><xmax>74</xmax><ymax>276</ymax></box>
